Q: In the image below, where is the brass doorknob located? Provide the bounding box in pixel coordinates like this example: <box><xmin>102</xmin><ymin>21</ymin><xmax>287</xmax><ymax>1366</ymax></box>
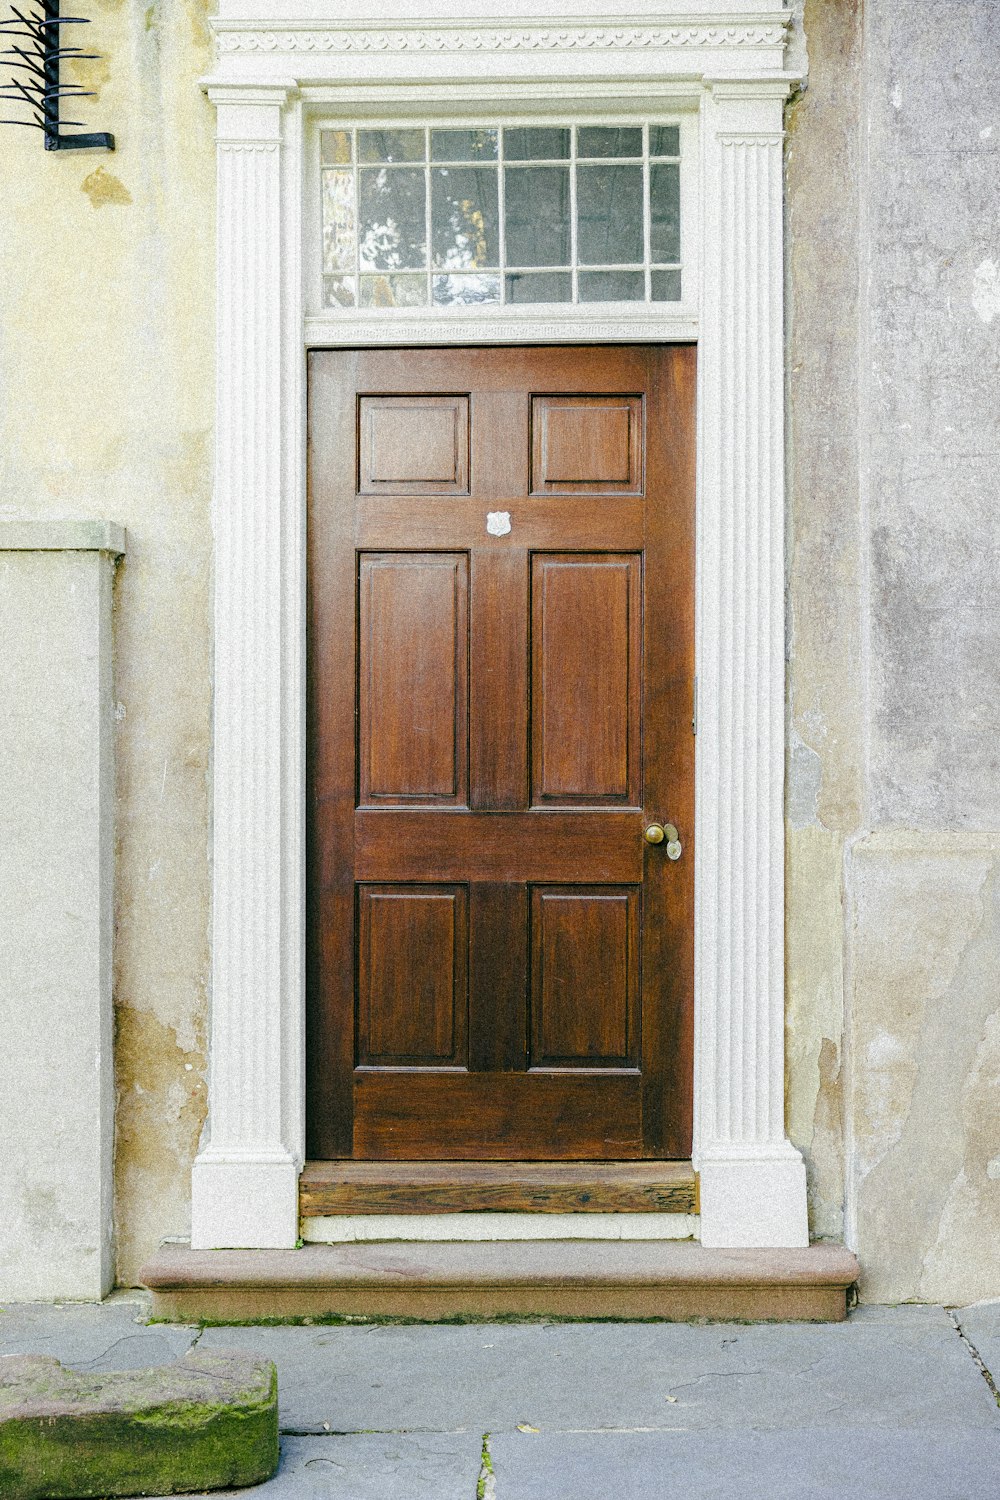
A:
<box><xmin>645</xmin><ymin>822</ymin><xmax>681</xmax><ymax>857</ymax></box>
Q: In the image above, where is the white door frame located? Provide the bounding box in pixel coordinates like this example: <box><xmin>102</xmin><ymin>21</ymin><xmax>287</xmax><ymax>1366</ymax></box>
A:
<box><xmin>192</xmin><ymin>4</ymin><xmax>809</xmax><ymax>1252</ymax></box>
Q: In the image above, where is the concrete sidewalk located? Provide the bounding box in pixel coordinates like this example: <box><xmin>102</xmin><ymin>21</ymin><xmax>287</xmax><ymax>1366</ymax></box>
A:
<box><xmin>2</xmin><ymin>1295</ymin><xmax>1000</xmax><ymax>1497</ymax></box>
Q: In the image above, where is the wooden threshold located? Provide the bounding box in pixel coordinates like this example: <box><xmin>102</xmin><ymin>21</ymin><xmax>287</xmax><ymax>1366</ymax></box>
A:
<box><xmin>141</xmin><ymin>1241</ymin><xmax>861</xmax><ymax>1324</ymax></box>
<box><xmin>300</xmin><ymin>1160</ymin><xmax>698</xmax><ymax>1217</ymax></box>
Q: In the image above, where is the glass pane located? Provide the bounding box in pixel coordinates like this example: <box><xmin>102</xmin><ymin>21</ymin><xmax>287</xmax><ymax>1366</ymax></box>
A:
<box><xmin>321</xmin><ymin>169</ymin><xmax>356</xmax><ymax>274</ymax></box>
<box><xmin>504</xmin><ymin>271</ymin><xmax>572</xmax><ymax>304</ymax></box>
<box><xmin>504</xmin><ymin>166</ymin><xmax>571</xmax><ymax>267</ymax></box>
<box><xmin>431</xmin><ymin>167</ymin><xmax>499</xmax><ymax>270</ymax></box>
<box><xmin>323</xmin><ymin>275</ymin><xmax>356</xmax><ymax>308</ymax></box>
<box><xmin>650</xmin><ymin>125</ymin><xmax>680</xmax><ymax>157</ymax></box>
<box><xmin>359</xmin><ymin>167</ymin><xmax>427</xmax><ymax>272</ymax></box>
<box><xmin>578</xmin><ymin>270</ymin><xmax>644</xmax><ymax>301</ymax></box>
<box><xmin>650</xmin><ymin>163</ymin><xmax>681</xmax><ymax>263</ymax></box>
<box><xmin>576</xmin><ymin>164</ymin><xmax>643</xmax><ymax>266</ymax></box>
<box><xmin>576</xmin><ymin>126</ymin><xmax>642</xmax><ymax>159</ymax></box>
<box><xmin>359</xmin><ymin>129</ymin><xmax>425</xmax><ymax>163</ymax></box>
<box><xmin>503</xmin><ymin>127</ymin><xmax>570</xmax><ymax>161</ymax></box>
<box><xmin>432</xmin><ymin>273</ymin><xmax>502</xmax><ymax>306</ymax></box>
<box><xmin>651</xmin><ymin>268</ymin><xmax>682</xmax><ymax>301</ymax></box>
<box><xmin>321</xmin><ymin>129</ymin><xmax>352</xmax><ymax>165</ymax></box>
<box><xmin>431</xmin><ymin>129</ymin><xmax>498</xmax><ymax>162</ymax></box>
<box><xmin>360</xmin><ymin>273</ymin><xmax>428</xmax><ymax>308</ymax></box>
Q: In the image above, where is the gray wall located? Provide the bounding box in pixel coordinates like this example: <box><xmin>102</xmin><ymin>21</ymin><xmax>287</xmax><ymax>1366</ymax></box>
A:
<box><xmin>787</xmin><ymin>0</ymin><xmax>1000</xmax><ymax>1300</ymax></box>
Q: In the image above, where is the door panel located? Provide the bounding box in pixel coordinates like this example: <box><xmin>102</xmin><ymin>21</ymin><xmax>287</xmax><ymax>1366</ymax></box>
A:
<box><xmin>358</xmin><ymin>553</ymin><xmax>468</xmax><ymax>805</ymax></box>
<box><xmin>308</xmin><ymin>345</ymin><xmax>695</xmax><ymax>1161</ymax></box>
<box><xmin>529</xmin><ymin>886</ymin><xmax>639</xmax><ymax>1069</ymax></box>
<box><xmin>531</xmin><ymin>395</ymin><xmax>643</xmax><ymax>494</ymax></box>
<box><xmin>531</xmin><ymin>554</ymin><xmax>640</xmax><ymax>805</ymax></box>
<box><xmin>359</xmin><ymin>396</ymin><xmax>470</xmax><ymax>494</ymax></box>
<box><xmin>357</xmin><ymin>885</ymin><xmax>468</xmax><ymax>1068</ymax></box>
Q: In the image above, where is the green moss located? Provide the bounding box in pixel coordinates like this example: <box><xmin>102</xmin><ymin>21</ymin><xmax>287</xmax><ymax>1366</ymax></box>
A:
<box><xmin>477</xmin><ymin>1433</ymin><xmax>494</xmax><ymax>1500</ymax></box>
<box><xmin>0</xmin><ymin>1358</ymin><xmax>278</xmax><ymax>1500</ymax></box>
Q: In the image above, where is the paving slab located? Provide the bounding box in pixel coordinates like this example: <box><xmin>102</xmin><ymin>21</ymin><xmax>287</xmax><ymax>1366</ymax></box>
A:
<box><xmin>199</xmin><ymin>1306</ymin><xmax>998</xmax><ymax>1433</ymax></box>
<box><xmin>489</xmin><ymin>1428</ymin><xmax>1000</xmax><ymax>1499</ymax></box>
<box><xmin>956</xmin><ymin>1303</ymin><xmax>1000</xmax><ymax>1391</ymax></box>
<box><xmin>146</xmin><ymin>1434</ymin><xmax>484</xmax><ymax>1499</ymax></box>
<box><xmin>0</xmin><ymin>1296</ymin><xmax>198</xmax><ymax>1372</ymax></box>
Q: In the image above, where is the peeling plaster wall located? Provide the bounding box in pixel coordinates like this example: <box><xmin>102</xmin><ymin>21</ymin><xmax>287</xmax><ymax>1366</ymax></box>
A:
<box><xmin>0</xmin><ymin>0</ymin><xmax>215</xmax><ymax>1285</ymax></box>
<box><xmin>788</xmin><ymin>0</ymin><xmax>1000</xmax><ymax>1300</ymax></box>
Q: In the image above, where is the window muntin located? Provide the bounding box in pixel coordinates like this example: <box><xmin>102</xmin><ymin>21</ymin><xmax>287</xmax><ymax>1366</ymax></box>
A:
<box><xmin>320</xmin><ymin>124</ymin><xmax>683</xmax><ymax>311</ymax></box>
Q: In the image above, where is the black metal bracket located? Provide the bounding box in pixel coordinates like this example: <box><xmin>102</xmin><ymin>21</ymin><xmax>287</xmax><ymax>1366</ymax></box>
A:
<box><xmin>0</xmin><ymin>0</ymin><xmax>114</xmax><ymax>151</ymax></box>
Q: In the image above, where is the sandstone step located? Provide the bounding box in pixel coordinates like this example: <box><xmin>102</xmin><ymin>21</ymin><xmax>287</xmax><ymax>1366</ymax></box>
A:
<box><xmin>0</xmin><ymin>1349</ymin><xmax>278</xmax><ymax>1500</ymax></box>
<box><xmin>141</xmin><ymin>1239</ymin><xmax>859</xmax><ymax>1323</ymax></box>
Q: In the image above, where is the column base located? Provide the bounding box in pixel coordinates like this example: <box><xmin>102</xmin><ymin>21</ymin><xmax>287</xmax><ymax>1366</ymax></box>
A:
<box><xmin>191</xmin><ymin>1152</ymin><xmax>300</xmax><ymax>1250</ymax></box>
<box><xmin>698</xmin><ymin>1150</ymin><xmax>809</xmax><ymax>1249</ymax></box>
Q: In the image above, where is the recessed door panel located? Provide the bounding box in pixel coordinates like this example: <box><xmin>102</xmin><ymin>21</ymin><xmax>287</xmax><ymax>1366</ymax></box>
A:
<box><xmin>359</xmin><ymin>396</ymin><xmax>470</xmax><ymax>494</ymax></box>
<box><xmin>357</xmin><ymin>885</ymin><xmax>468</xmax><ymax>1067</ymax></box>
<box><xmin>531</xmin><ymin>395</ymin><xmax>643</xmax><ymax>494</ymax></box>
<box><xmin>530</xmin><ymin>886</ymin><xmax>639</xmax><ymax>1068</ymax></box>
<box><xmin>531</xmin><ymin>554</ymin><xmax>641</xmax><ymax>805</ymax></box>
<box><xmin>358</xmin><ymin>552</ymin><xmax>468</xmax><ymax>805</ymax></box>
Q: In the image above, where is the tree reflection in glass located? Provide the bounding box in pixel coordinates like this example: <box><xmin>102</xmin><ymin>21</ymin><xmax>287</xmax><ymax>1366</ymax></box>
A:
<box><xmin>359</xmin><ymin>167</ymin><xmax>427</xmax><ymax>271</ymax></box>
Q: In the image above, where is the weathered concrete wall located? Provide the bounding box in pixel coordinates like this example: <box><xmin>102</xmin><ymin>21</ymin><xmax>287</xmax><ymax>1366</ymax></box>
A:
<box><xmin>788</xmin><ymin>0</ymin><xmax>1000</xmax><ymax>1299</ymax></box>
<box><xmin>846</xmin><ymin>0</ymin><xmax>1000</xmax><ymax>1302</ymax></box>
<box><xmin>0</xmin><ymin>0</ymin><xmax>215</xmax><ymax>1285</ymax></box>
<box><xmin>785</xmin><ymin>0</ymin><xmax>863</xmax><ymax>1244</ymax></box>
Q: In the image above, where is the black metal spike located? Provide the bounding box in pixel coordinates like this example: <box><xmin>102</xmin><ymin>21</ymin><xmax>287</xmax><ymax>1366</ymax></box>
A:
<box><xmin>0</xmin><ymin>0</ymin><xmax>112</xmax><ymax>150</ymax></box>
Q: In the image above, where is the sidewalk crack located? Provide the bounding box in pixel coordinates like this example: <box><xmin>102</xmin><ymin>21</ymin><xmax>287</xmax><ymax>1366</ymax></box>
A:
<box><xmin>477</xmin><ymin>1432</ymin><xmax>496</xmax><ymax>1500</ymax></box>
<box><xmin>949</xmin><ymin>1310</ymin><xmax>1000</xmax><ymax>1411</ymax></box>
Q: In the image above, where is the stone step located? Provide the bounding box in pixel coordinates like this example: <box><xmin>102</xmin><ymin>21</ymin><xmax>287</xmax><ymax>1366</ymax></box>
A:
<box><xmin>0</xmin><ymin>1350</ymin><xmax>278</xmax><ymax>1500</ymax></box>
<box><xmin>141</xmin><ymin>1240</ymin><xmax>859</xmax><ymax>1323</ymax></box>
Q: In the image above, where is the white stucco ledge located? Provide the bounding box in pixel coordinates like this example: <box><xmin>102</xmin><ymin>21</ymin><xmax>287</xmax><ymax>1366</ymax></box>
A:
<box><xmin>0</xmin><ymin>519</ymin><xmax>126</xmax><ymax>554</ymax></box>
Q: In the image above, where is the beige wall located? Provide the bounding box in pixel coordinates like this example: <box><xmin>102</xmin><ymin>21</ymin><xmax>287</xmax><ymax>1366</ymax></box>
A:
<box><xmin>3</xmin><ymin>0</ymin><xmax>999</xmax><ymax>1301</ymax></box>
<box><xmin>0</xmin><ymin>0</ymin><xmax>215</xmax><ymax>1285</ymax></box>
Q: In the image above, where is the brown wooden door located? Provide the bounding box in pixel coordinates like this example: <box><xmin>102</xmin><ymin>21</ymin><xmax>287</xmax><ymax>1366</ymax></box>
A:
<box><xmin>307</xmin><ymin>345</ymin><xmax>695</xmax><ymax>1161</ymax></box>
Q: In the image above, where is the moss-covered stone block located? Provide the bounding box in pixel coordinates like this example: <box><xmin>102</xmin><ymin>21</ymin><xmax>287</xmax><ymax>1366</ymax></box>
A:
<box><xmin>0</xmin><ymin>1349</ymin><xmax>279</xmax><ymax>1499</ymax></box>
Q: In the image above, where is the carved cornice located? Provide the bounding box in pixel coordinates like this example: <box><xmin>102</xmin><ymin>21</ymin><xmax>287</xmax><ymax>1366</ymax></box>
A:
<box><xmin>214</xmin><ymin>19</ymin><xmax>790</xmax><ymax>56</ymax></box>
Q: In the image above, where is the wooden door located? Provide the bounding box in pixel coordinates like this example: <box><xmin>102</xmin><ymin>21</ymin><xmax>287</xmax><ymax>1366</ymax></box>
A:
<box><xmin>307</xmin><ymin>346</ymin><xmax>695</xmax><ymax>1161</ymax></box>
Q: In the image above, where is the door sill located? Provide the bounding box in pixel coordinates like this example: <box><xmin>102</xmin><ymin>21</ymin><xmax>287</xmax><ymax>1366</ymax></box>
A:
<box><xmin>300</xmin><ymin>1160</ymin><xmax>697</xmax><ymax>1217</ymax></box>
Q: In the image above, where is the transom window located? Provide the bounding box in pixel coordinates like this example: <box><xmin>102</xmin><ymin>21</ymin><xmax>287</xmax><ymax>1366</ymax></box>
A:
<box><xmin>320</xmin><ymin>124</ymin><xmax>682</xmax><ymax>311</ymax></box>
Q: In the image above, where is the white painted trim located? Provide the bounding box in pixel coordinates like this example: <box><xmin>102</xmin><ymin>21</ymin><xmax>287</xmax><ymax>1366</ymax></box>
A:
<box><xmin>303</xmin><ymin>1214</ymin><xmax>700</xmax><ymax>1242</ymax></box>
<box><xmin>193</xmin><ymin>5</ymin><xmax>809</xmax><ymax>1254</ymax></box>
<box><xmin>693</xmin><ymin>79</ymin><xmax>807</xmax><ymax>1246</ymax></box>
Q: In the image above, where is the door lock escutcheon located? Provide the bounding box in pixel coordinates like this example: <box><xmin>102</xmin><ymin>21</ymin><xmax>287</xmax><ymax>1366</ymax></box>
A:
<box><xmin>644</xmin><ymin>822</ymin><xmax>682</xmax><ymax>859</ymax></box>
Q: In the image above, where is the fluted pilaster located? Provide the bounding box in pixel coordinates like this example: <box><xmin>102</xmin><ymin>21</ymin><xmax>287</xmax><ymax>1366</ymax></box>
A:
<box><xmin>191</xmin><ymin>84</ymin><xmax>302</xmax><ymax>1250</ymax></box>
<box><xmin>695</xmin><ymin>81</ymin><xmax>808</xmax><ymax>1248</ymax></box>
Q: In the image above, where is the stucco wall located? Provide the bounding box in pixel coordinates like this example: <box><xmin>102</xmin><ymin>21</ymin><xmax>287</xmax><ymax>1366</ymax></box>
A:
<box><xmin>0</xmin><ymin>0</ymin><xmax>215</xmax><ymax>1285</ymax></box>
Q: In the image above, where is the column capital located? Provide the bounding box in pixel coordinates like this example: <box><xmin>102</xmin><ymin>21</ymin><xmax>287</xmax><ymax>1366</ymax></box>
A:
<box><xmin>204</xmin><ymin>81</ymin><xmax>297</xmax><ymax>146</ymax></box>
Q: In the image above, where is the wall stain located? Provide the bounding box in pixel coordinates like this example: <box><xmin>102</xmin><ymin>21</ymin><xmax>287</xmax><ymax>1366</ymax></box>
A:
<box><xmin>82</xmin><ymin>167</ymin><xmax>132</xmax><ymax>209</ymax></box>
<box><xmin>114</xmin><ymin>1005</ymin><xmax>206</xmax><ymax>1285</ymax></box>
